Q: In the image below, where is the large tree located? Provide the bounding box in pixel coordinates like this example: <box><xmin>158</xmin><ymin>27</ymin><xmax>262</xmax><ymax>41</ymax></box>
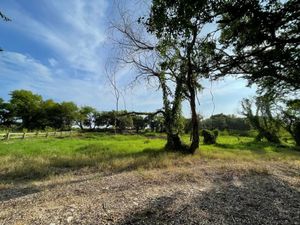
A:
<box><xmin>113</xmin><ymin>8</ymin><xmax>189</xmax><ymax>152</ymax></box>
<box><xmin>145</xmin><ymin>0</ymin><xmax>219</xmax><ymax>153</ymax></box>
<box><xmin>76</xmin><ymin>106</ymin><xmax>97</xmax><ymax>130</ymax></box>
<box><xmin>211</xmin><ymin>0</ymin><xmax>299</xmax><ymax>146</ymax></box>
<box><xmin>55</xmin><ymin>102</ymin><xmax>78</xmax><ymax>130</ymax></box>
<box><xmin>1</xmin><ymin>90</ymin><xmax>83</xmax><ymax>131</ymax></box>
<box><xmin>10</xmin><ymin>90</ymin><xmax>43</xmax><ymax>130</ymax></box>
<box><xmin>212</xmin><ymin>0</ymin><xmax>300</xmax><ymax>94</ymax></box>
<box><xmin>146</xmin><ymin>0</ymin><xmax>299</xmax><ymax>147</ymax></box>
<box><xmin>132</xmin><ymin>115</ymin><xmax>146</xmax><ymax>133</ymax></box>
<box><xmin>95</xmin><ymin>111</ymin><xmax>115</xmax><ymax>129</ymax></box>
<box><xmin>112</xmin><ymin>0</ymin><xmax>222</xmax><ymax>153</ymax></box>
<box><xmin>39</xmin><ymin>99</ymin><xmax>59</xmax><ymax>129</ymax></box>
<box><xmin>146</xmin><ymin>0</ymin><xmax>299</xmax><ymax>96</ymax></box>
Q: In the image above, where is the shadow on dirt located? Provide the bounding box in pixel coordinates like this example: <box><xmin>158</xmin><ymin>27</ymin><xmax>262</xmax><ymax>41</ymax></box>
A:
<box><xmin>0</xmin><ymin>186</ymin><xmax>40</xmax><ymax>202</ymax></box>
<box><xmin>0</xmin><ymin>177</ymin><xmax>92</xmax><ymax>202</ymax></box>
<box><xmin>117</xmin><ymin>174</ymin><xmax>300</xmax><ymax>225</ymax></box>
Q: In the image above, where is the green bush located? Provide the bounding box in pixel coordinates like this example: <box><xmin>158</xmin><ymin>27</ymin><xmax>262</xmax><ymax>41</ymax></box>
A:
<box><xmin>213</xmin><ymin>129</ymin><xmax>219</xmax><ymax>138</ymax></box>
<box><xmin>219</xmin><ymin>129</ymin><xmax>257</xmax><ymax>137</ymax></box>
<box><xmin>202</xmin><ymin>129</ymin><xmax>217</xmax><ymax>145</ymax></box>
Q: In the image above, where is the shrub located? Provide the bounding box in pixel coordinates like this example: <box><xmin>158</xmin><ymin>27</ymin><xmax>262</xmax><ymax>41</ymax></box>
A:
<box><xmin>202</xmin><ymin>129</ymin><xmax>217</xmax><ymax>144</ymax></box>
<box><xmin>213</xmin><ymin>129</ymin><xmax>219</xmax><ymax>138</ymax></box>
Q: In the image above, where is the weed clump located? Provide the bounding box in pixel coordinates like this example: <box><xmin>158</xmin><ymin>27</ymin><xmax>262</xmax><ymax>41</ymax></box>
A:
<box><xmin>202</xmin><ymin>129</ymin><xmax>218</xmax><ymax>145</ymax></box>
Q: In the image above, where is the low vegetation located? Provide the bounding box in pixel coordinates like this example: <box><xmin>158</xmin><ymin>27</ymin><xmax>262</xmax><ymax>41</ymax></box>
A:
<box><xmin>0</xmin><ymin>133</ymin><xmax>299</xmax><ymax>184</ymax></box>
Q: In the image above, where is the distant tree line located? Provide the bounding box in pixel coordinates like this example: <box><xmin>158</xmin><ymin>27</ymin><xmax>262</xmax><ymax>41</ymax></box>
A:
<box><xmin>0</xmin><ymin>90</ymin><xmax>252</xmax><ymax>134</ymax></box>
<box><xmin>200</xmin><ymin>114</ymin><xmax>250</xmax><ymax>131</ymax></box>
<box><xmin>0</xmin><ymin>89</ymin><xmax>167</xmax><ymax>133</ymax></box>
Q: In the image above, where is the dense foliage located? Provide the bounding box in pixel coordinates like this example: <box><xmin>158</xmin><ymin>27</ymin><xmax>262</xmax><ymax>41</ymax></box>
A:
<box><xmin>214</xmin><ymin>0</ymin><xmax>300</xmax><ymax>94</ymax></box>
<box><xmin>200</xmin><ymin>114</ymin><xmax>250</xmax><ymax>131</ymax></box>
<box><xmin>202</xmin><ymin>129</ymin><xmax>218</xmax><ymax>145</ymax></box>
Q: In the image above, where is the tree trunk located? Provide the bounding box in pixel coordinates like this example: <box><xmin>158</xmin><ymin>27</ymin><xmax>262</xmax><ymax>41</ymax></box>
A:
<box><xmin>159</xmin><ymin>74</ymin><xmax>186</xmax><ymax>152</ymax></box>
<box><xmin>263</xmin><ymin>131</ymin><xmax>281</xmax><ymax>144</ymax></box>
<box><xmin>256</xmin><ymin>128</ymin><xmax>280</xmax><ymax>144</ymax></box>
<box><xmin>186</xmin><ymin>25</ymin><xmax>200</xmax><ymax>154</ymax></box>
<box><xmin>165</xmin><ymin>133</ymin><xmax>180</xmax><ymax>149</ymax></box>
<box><xmin>293</xmin><ymin>122</ymin><xmax>300</xmax><ymax>147</ymax></box>
<box><xmin>79</xmin><ymin>122</ymin><xmax>84</xmax><ymax>131</ymax></box>
<box><xmin>165</xmin><ymin>133</ymin><xmax>187</xmax><ymax>152</ymax></box>
<box><xmin>188</xmin><ymin>88</ymin><xmax>199</xmax><ymax>153</ymax></box>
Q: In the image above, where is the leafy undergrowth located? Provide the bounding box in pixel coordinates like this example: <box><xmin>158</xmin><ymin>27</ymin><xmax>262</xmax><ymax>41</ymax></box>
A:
<box><xmin>0</xmin><ymin>133</ymin><xmax>299</xmax><ymax>183</ymax></box>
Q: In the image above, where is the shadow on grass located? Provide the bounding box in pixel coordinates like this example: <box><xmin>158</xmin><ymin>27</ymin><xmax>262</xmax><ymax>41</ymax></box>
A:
<box><xmin>117</xmin><ymin>174</ymin><xmax>300</xmax><ymax>225</ymax></box>
<box><xmin>0</xmin><ymin>145</ymin><xmax>180</xmax><ymax>184</ymax></box>
<box><xmin>2</xmin><ymin>138</ymin><xmax>300</xmax><ymax>185</ymax></box>
<box><xmin>214</xmin><ymin>140</ymin><xmax>300</xmax><ymax>155</ymax></box>
<box><xmin>0</xmin><ymin>145</ymin><xmax>182</xmax><ymax>202</ymax></box>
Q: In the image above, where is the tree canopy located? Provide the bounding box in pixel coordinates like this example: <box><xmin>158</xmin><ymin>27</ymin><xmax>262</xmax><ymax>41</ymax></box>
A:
<box><xmin>147</xmin><ymin>0</ymin><xmax>299</xmax><ymax>95</ymax></box>
<box><xmin>214</xmin><ymin>0</ymin><xmax>300</xmax><ymax>94</ymax></box>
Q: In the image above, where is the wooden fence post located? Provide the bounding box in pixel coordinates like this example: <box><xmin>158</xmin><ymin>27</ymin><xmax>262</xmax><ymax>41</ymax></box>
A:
<box><xmin>6</xmin><ymin>132</ymin><xmax>10</xmax><ymax>141</ymax></box>
<box><xmin>46</xmin><ymin>132</ymin><xmax>49</xmax><ymax>138</ymax></box>
<box><xmin>22</xmin><ymin>132</ymin><xmax>26</xmax><ymax>139</ymax></box>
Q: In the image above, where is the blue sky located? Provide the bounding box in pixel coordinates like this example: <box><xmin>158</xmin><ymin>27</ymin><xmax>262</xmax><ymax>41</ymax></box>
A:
<box><xmin>0</xmin><ymin>0</ymin><xmax>256</xmax><ymax>118</ymax></box>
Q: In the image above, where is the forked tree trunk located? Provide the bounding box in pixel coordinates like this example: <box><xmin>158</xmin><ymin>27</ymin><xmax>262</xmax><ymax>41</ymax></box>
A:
<box><xmin>251</xmin><ymin>116</ymin><xmax>281</xmax><ymax>144</ymax></box>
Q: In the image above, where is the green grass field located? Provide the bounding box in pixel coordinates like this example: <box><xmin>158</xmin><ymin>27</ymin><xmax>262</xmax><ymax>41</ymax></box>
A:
<box><xmin>0</xmin><ymin>133</ymin><xmax>299</xmax><ymax>183</ymax></box>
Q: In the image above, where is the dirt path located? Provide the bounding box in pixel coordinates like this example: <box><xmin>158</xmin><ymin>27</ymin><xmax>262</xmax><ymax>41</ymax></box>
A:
<box><xmin>1</xmin><ymin>161</ymin><xmax>299</xmax><ymax>225</ymax></box>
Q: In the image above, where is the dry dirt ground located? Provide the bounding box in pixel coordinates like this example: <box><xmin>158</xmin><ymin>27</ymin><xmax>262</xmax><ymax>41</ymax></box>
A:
<box><xmin>0</xmin><ymin>160</ymin><xmax>299</xmax><ymax>225</ymax></box>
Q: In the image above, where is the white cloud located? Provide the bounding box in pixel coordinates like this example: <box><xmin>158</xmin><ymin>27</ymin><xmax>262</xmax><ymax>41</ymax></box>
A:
<box><xmin>0</xmin><ymin>51</ymin><xmax>113</xmax><ymax>107</ymax></box>
<box><xmin>48</xmin><ymin>58</ymin><xmax>58</xmax><ymax>67</ymax></box>
<box><xmin>5</xmin><ymin>0</ymin><xmax>109</xmax><ymax>78</ymax></box>
<box><xmin>0</xmin><ymin>52</ymin><xmax>53</xmax><ymax>82</ymax></box>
